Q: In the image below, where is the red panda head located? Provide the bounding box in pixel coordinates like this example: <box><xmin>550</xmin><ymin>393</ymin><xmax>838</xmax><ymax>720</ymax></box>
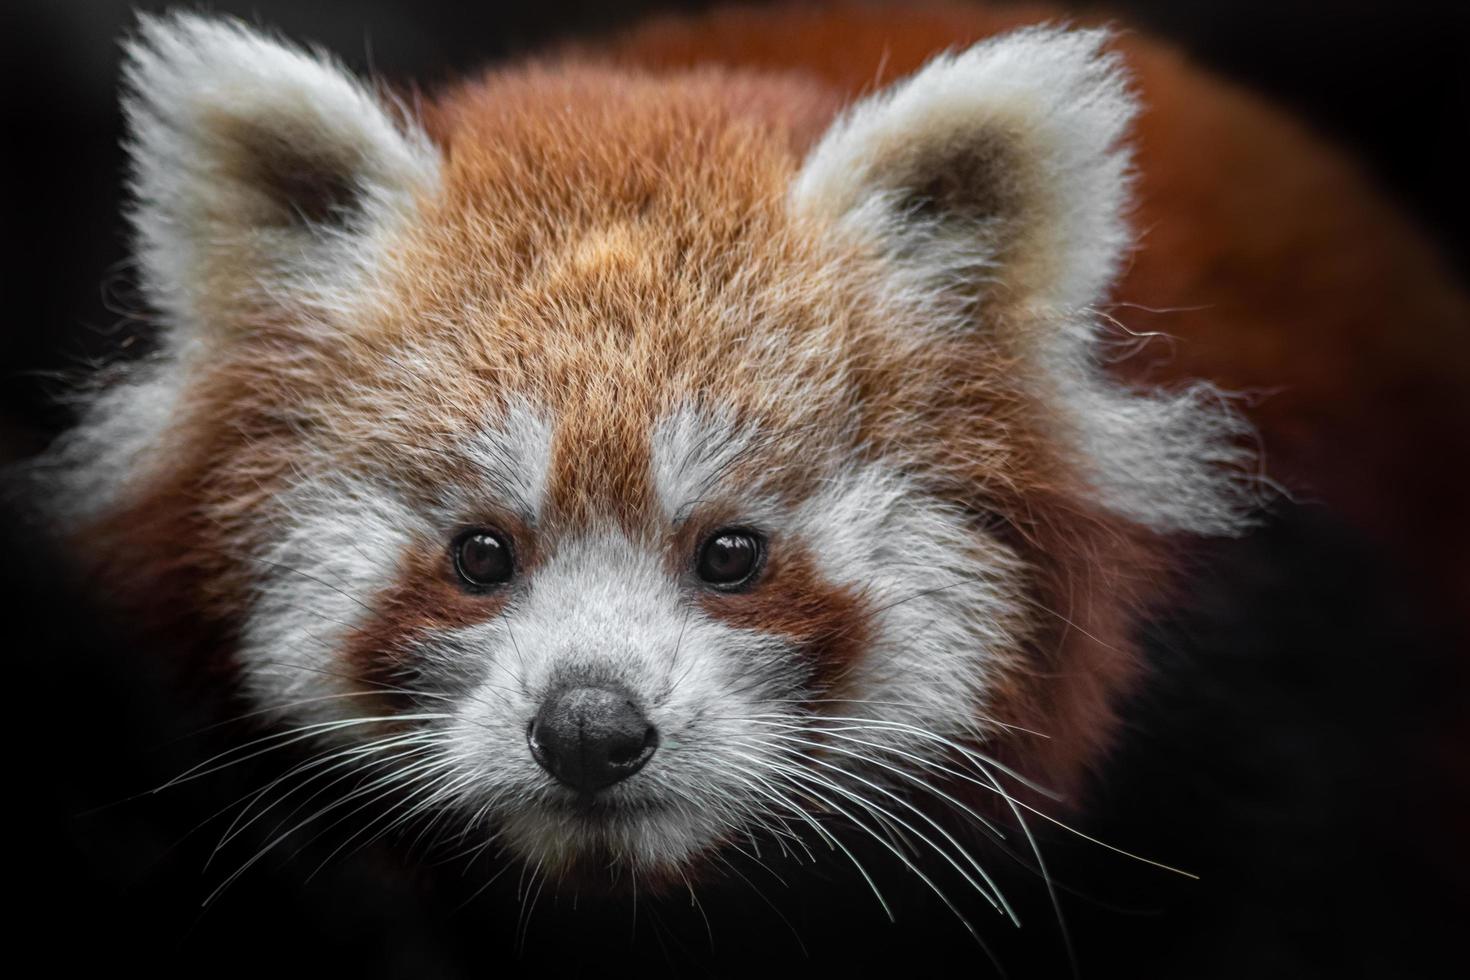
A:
<box><xmin>44</xmin><ymin>14</ymin><xmax>1253</xmax><ymax>883</ymax></box>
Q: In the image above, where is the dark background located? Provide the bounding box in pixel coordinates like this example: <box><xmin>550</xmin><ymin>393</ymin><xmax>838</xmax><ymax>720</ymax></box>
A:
<box><xmin>3</xmin><ymin>2</ymin><xmax>1467</xmax><ymax>977</ymax></box>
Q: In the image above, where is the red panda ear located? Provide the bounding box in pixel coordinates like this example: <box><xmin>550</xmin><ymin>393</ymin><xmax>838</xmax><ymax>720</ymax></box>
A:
<box><xmin>122</xmin><ymin>13</ymin><xmax>441</xmax><ymax>340</ymax></box>
<box><xmin>789</xmin><ymin>26</ymin><xmax>1135</xmax><ymax>319</ymax></box>
<box><xmin>792</xmin><ymin>28</ymin><xmax>1258</xmax><ymax>536</ymax></box>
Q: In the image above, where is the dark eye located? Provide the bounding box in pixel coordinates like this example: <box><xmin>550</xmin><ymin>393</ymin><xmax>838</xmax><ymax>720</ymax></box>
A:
<box><xmin>695</xmin><ymin>529</ymin><xmax>763</xmax><ymax>589</ymax></box>
<box><xmin>453</xmin><ymin>529</ymin><xmax>514</xmax><ymax>588</ymax></box>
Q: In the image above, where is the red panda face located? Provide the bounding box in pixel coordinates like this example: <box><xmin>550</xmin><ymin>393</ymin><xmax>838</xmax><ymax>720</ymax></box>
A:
<box><xmin>221</xmin><ymin>238</ymin><xmax>1036</xmax><ymax>874</ymax></box>
<box><xmin>42</xmin><ymin>15</ymin><xmax>1253</xmax><ymax>886</ymax></box>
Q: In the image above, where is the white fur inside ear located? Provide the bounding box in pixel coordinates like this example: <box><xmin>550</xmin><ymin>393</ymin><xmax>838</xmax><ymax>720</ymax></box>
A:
<box><xmin>791</xmin><ymin>25</ymin><xmax>1136</xmax><ymax>316</ymax></box>
<box><xmin>123</xmin><ymin>12</ymin><xmax>440</xmax><ymax>331</ymax></box>
<box><xmin>793</xmin><ymin>28</ymin><xmax>1256</xmax><ymax>535</ymax></box>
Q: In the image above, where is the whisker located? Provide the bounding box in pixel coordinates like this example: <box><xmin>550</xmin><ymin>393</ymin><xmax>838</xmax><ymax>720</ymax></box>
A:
<box><xmin>158</xmin><ymin>712</ymin><xmax>454</xmax><ymax>790</ymax></box>
<box><xmin>210</xmin><ymin>732</ymin><xmax>444</xmax><ymax>861</ymax></box>
<box><xmin>208</xmin><ymin>753</ymin><xmax>456</xmax><ymax>903</ymax></box>
<box><xmin>719</xmin><ymin>753</ymin><xmax>895</xmax><ymax>923</ymax></box>
<box><xmin>742</xmin><ymin>735</ymin><xmax>1011</xmax><ymax>922</ymax></box>
<box><xmin>748</xmin><ymin>750</ymin><xmax>986</xmax><ymax>945</ymax></box>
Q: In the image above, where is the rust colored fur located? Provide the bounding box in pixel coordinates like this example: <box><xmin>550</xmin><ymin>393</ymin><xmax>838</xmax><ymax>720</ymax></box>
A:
<box><xmin>589</xmin><ymin>0</ymin><xmax>1470</xmax><ymax>615</ymax></box>
<box><xmin>392</xmin><ymin>62</ymin><xmax>1150</xmax><ymax>796</ymax></box>
<box><xmin>47</xmin><ymin>1</ymin><xmax>1469</xmax><ymax>881</ymax></box>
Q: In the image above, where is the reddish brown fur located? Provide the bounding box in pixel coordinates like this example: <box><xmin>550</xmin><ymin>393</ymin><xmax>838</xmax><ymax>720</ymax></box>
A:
<box><xmin>86</xmin><ymin>2</ymin><xmax>1470</xmax><ymax>823</ymax></box>
<box><xmin>698</xmin><ymin>544</ymin><xmax>875</xmax><ymax>697</ymax></box>
<box><xmin>588</xmin><ymin>0</ymin><xmax>1470</xmax><ymax>616</ymax></box>
<box><xmin>342</xmin><ymin>541</ymin><xmax>515</xmax><ymax>708</ymax></box>
<box><xmin>383</xmin><ymin>55</ymin><xmax>1180</xmax><ymax>800</ymax></box>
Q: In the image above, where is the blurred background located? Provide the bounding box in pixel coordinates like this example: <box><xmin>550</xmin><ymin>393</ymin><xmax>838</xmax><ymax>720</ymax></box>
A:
<box><xmin>3</xmin><ymin>1</ymin><xmax>1466</xmax><ymax>976</ymax></box>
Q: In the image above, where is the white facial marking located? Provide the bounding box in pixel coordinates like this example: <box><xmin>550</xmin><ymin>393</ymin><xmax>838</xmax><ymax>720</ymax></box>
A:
<box><xmin>240</xmin><ymin>478</ymin><xmax>427</xmax><ymax>723</ymax></box>
<box><xmin>445</xmin><ymin>399</ymin><xmax>556</xmax><ymax>523</ymax></box>
<box><xmin>649</xmin><ymin>403</ymin><xmax>748</xmax><ymax>524</ymax></box>
<box><xmin>436</xmin><ymin>526</ymin><xmax>802</xmax><ymax>871</ymax></box>
<box><xmin>369</xmin><ymin>403</ymin><xmax>1023</xmax><ymax>872</ymax></box>
<box><xmin>790</xmin><ymin>464</ymin><xmax>1026</xmax><ymax>741</ymax></box>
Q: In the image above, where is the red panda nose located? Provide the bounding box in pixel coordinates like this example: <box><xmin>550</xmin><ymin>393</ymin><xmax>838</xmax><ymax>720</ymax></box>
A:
<box><xmin>528</xmin><ymin>687</ymin><xmax>659</xmax><ymax>794</ymax></box>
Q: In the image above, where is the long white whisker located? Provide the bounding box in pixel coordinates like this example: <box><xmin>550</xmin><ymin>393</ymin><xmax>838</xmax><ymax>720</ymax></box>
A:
<box><xmin>748</xmin><ymin>722</ymin><xmax>1010</xmax><ymax>838</ymax></box>
<box><xmin>204</xmin><ymin>746</ymin><xmax>455</xmax><ymax>905</ymax></box>
<box><xmin>741</xmin><ymin>730</ymin><xmax>1016</xmax><ymax>923</ymax></box>
<box><xmin>211</xmin><ymin>732</ymin><xmax>445</xmax><ymax>860</ymax></box>
<box><xmin>160</xmin><ymin>712</ymin><xmax>453</xmax><ymax>789</ymax></box>
<box><xmin>719</xmin><ymin>753</ymin><xmax>895</xmax><ymax>922</ymax></box>
<box><xmin>743</xmin><ymin>713</ymin><xmax>1059</xmax><ymax>799</ymax></box>
<box><xmin>749</xmin><ymin>751</ymin><xmax>984</xmax><ymax>943</ymax></box>
<box><xmin>745</xmin><ymin>737</ymin><xmax>1010</xmax><ymax>923</ymax></box>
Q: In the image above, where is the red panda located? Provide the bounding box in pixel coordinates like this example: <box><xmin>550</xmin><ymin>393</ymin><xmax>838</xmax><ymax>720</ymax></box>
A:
<box><xmin>24</xmin><ymin>0</ymin><xmax>1469</xmax><ymax>967</ymax></box>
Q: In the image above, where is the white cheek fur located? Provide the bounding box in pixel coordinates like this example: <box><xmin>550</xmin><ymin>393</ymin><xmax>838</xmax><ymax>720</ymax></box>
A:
<box><xmin>411</xmin><ymin>446</ymin><xmax>1022</xmax><ymax>873</ymax></box>
<box><xmin>235</xmin><ymin>398</ymin><xmax>558</xmax><ymax>726</ymax></box>
<box><xmin>791</xmin><ymin>463</ymin><xmax>1027</xmax><ymax>742</ymax></box>
<box><xmin>238</xmin><ymin>479</ymin><xmax>428</xmax><ymax>725</ymax></box>
<box><xmin>431</xmin><ymin>527</ymin><xmax>806</xmax><ymax>871</ymax></box>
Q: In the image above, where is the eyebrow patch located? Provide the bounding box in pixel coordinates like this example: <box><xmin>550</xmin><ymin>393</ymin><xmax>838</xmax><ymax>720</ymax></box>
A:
<box><xmin>649</xmin><ymin>404</ymin><xmax>752</xmax><ymax>524</ymax></box>
<box><xmin>457</xmin><ymin>398</ymin><xmax>555</xmax><ymax>522</ymax></box>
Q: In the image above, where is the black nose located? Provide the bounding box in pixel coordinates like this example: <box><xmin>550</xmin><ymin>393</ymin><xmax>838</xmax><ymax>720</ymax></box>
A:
<box><xmin>528</xmin><ymin>687</ymin><xmax>658</xmax><ymax>794</ymax></box>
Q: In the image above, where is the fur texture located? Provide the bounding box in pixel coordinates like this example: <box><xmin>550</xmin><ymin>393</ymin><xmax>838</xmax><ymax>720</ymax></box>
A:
<box><xmin>28</xmin><ymin>1</ymin><xmax>1469</xmax><ymax>921</ymax></box>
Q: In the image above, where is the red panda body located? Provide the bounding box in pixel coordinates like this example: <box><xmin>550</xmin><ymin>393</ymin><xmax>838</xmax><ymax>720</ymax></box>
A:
<box><xmin>25</xmin><ymin>0</ymin><xmax>1469</xmax><ymax>966</ymax></box>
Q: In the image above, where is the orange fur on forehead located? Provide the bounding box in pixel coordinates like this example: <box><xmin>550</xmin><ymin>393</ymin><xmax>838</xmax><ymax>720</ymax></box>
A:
<box><xmin>368</xmin><ymin>60</ymin><xmax>1109</xmax><ymax>795</ymax></box>
<box><xmin>421</xmin><ymin>64</ymin><xmax>841</xmax><ymax>216</ymax></box>
<box><xmin>384</xmin><ymin>64</ymin><xmax>1043</xmax><ymax>520</ymax></box>
<box><xmin>415</xmin><ymin>62</ymin><xmax>833</xmax><ymax>306</ymax></box>
<box><xmin>371</xmin><ymin>65</ymin><xmax>876</xmax><ymax>525</ymax></box>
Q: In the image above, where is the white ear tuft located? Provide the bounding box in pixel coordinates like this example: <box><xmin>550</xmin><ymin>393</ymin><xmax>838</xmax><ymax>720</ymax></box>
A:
<box><xmin>793</xmin><ymin>27</ymin><xmax>1257</xmax><ymax>535</ymax></box>
<box><xmin>122</xmin><ymin>13</ymin><xmax>441</xmax><ymax>336</ymax></box>
<box><xmin>791</xmin><ymin>26</ymin><xmax>1136</xmax><ymax>316</ymax></box>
